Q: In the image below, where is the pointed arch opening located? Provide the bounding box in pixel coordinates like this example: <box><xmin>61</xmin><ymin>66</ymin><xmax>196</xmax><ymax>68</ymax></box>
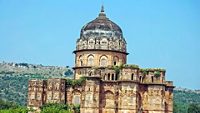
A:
<box><xmin>100</xmin><ymin>55</ymin><xmax>108</xmax><ymax>67</ymax></box>
<box><xmin>131</xmin><ymin>73</ymin><xmax>134</xmax><ymax>80</ymax></box>
<box><xmin>113</xmin><ymin>56</ymin><xmax>119</xmax><ymax>66</ymax></box>
<box><xmin>108</xmin><ymin>73</ymin><xmax>111</xmax><ymax>80</ymax></box>
<box><xmin>112</xmin><ymin>74</ymin><xmax>115</xmax><ymax>80</ymax></box>
<box><xmin>87</xmin><ymin>55</ymin><xmax>94</xmax><ymax>66</ymax></box>
<box><xmin>79</xmin><ymin>55</ymin><xmax>83</xmax><ymax>66</ymax></box>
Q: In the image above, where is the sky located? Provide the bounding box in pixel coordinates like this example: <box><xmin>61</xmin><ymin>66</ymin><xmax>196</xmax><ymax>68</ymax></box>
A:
<box><xmin>0</xmin><ymin>0</ymin><xmax>199</xmax><ymax>89</ymax></box>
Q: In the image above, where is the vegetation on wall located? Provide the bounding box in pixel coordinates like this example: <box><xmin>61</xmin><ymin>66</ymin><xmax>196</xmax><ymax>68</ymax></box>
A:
<box><xmin>122</xmin><ymin>64</ymin><xmax>139</xmax><ymax>69</ymax></box>
<box><xmin>112</xmin><ymin>66</ymin><xmax>121</xmax><ymax>75</ymax></box>
<box><xmin>154</xmin><ymin>71</ymin><xmax>161</xmax><ymax>78</ymax></box>
<box><xmin>65</xmin><ymin>77</ymin><xmax>86</xmax><ymax>87</ymax></box>
<box><xmin>111</xmin><ymin>64</ymin><xmax>139</xmax><ymax>75</ymax></box>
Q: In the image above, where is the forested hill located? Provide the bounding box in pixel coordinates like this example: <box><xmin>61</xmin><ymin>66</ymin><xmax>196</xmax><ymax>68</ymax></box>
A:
<box><xmin>173</xmin><ymin>88</ymin><xmax>200</xmax><ymax>113</ymax></box>
<box><xmin>0</xmin><ymin>62</ymin><xmax>73</xmax><ymax>105</ymax></box>
<box><xmin>174</xmin><ymin>87</ymin><xmax>200</xmax><ymax>104</ymax></box>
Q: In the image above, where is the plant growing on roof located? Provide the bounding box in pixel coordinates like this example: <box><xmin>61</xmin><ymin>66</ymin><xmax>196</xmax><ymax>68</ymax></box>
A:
<box><xmin>113</xmin><ymin>66</ymin><xmax>120</xmax><ymax>75</ymax></box>
<box><xmin>154</xmin><ymin>71</ymin><xmax>161</xmax><ymax>78</ymax></box>
<box><xmin>129</xmin><ymin>64</ymin><xmax>139</xmax><ymax>69</ymax></box>
<box><xmin>65</xmin><ymin>77</ymin><xmax>86</xmax><ymax>87</ymax></box>
<box><xmin>140</xmin><ymin>69</ymin><xmax>148</xmax><ymax>76</ymax></box>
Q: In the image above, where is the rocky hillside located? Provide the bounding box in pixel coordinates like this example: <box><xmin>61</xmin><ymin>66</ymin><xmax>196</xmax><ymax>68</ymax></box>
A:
<box><xmin>0</xmin><ymin>62</ymin><xmax>73</xmax><ymax>77</ymax></box>
<box><xmin>0</xmin><ymin>62</ymin><xmax>73</xmax><ymax>105</ymax></box>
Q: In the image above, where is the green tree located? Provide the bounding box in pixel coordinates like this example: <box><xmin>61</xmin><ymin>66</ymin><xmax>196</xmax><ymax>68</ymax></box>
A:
<box><xmin>0</xmin><ymin>107</ymin><xmax>29</xmax><ymax>113</ymax></box>
<box><xmin>73</xmin><ymin>104</ymin><xmax>80</xmax><ymax>113</ymax></box>
<box><xmin>173</xmin><ymin>102</ymin><xmax>188</xmax><ymax>113</ymax></box>
<box><xmin>40</xmin><ymin>103</ymin><xmax>72</xmax><ymax>113</ymax></box>
<box><xmin>0</xmin><ymin>99</ymin><xmax>18</xmax><ymax>109</ymax></box>
<box><xmin>188</xmin><ymin>104</ymin><xmax>200</xmax><ymax>113</ymax></box>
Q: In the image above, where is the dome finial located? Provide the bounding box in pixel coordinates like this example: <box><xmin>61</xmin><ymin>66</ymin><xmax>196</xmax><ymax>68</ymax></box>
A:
<box><xmin>101</xmin><ymin>5</ymin><xmax>104</xmax><ymax>12</ymax></box>
<box><xmin>98</xmin><ymin>4</ymin><xmax>106</xmax><ymax>18</ymax></box>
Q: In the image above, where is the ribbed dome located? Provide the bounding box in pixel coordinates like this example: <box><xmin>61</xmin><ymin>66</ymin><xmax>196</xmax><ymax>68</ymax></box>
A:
<box><xmin>81</xmin><ymin>17</ymin><xmax>122</xmax><ymax>33</ymax></box>
<box><xmin>80</xmin><ymin>6</ymin><xmax>123</xmax><ymax>39</ymax></box>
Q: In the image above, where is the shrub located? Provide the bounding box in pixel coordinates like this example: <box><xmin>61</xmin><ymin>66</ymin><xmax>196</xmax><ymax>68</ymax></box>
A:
<box><xmin>41</xmin><ymin>103</ymin><xmax>72</xmax><ymax>113</ymax></box>
<box><xmin>154</xmin><ymin>71</ymin><xmax>161</xmax><ymax>78</ymax></box>
<box><xmin>66</xmin><ymin>77</ymin><xmax>86</xmax><ymax>87</ymax></box>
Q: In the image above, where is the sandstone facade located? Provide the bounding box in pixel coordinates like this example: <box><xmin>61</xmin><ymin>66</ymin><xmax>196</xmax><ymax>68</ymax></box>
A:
<box><xmin>27</xmin><ymin>6</ymin><xmax>174</xmax><ymax>113</ymax></box>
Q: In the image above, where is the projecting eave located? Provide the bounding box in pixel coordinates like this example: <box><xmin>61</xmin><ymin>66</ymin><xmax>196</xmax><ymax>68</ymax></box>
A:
<box><xmin>73</xmin><ymin>49</ymin><xmax>129</xmax><ymax>55</ymax></box>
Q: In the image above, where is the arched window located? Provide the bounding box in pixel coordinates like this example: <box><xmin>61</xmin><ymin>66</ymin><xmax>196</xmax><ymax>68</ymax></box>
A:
<box><xmin>113</xmin><ymin>56</ymin><xmax>119</xmax><ymax>66</ymax></box>
<box><xmin>79</xmin><ymin>55</ymin><xmax>83</xmax><ymax>66</ymax></box>
<box><xmin>87</xmin><ymin>55</ymin><xmax>94</xmax><ymax>66</ymax></box>
<box><xmin>89</xmin><ymin>39</ymin><xmax>94</xmax><ymax>45</ymax></box>
<box><xmin>89</xmin><ymin>72</ymin><xmax>92</xmax><ymax>76</ymax></box>
<box><xmin>72</xmin><ymin>95</ymin><xmax>81</xmax><ymax>105</ymax></box>
<box><xmin>88</xmin><ymin>39</ymin><xmax>95</xmax><ymax>49</ymax></box>
<box><xmin>79</xmin><ymin>70</ymin><xmax>81</xmax><ymax>75</ymax></box>
<box><xmin>131</xmin><ymin>73</ymin><xmax>134</xmax><ymax>80</ymax></box>
<box><xmin>114</xmin><ymin>61</ymin><xmax>116</xmax><ymax>65</ymax></box>
<box><xmin>115</xmin><ymin>74</ymin><xmax>118</xmax><ymax>80</ymax></box>
<box><xmin>108</xmin><ymin>73</ymin><xmax>110</xmax><ymax>80</ymax></box>
<box><xmin>140</xmin><ymin>76</ymin><xmax>143</xmax><ymax>82</ymax></box>
<box><xmin>151</xmin><ymin>76</ymin><xmax>154</xmax><ymax>83</ymax></box>
<box><xmin>100</xmin><ymin>38</ymin><xmax>108</xmax><ymax>49</ymax></box>
<box><xmin>100</xmin><ymin>55</ymin><xmax>107</xmax><ymax>67</ymax></box>
<box><xmin>105</xmin><ymin>91</ymin><xmax>115</xmax><ymax>107</ymax></box>
<box><xmin>104</xmin><ymin>74</ymin><xmax>107</xmax><ymax>80</ymax></box>
<box><xmin>112</xmin><ymin>74</ymin><xmax>115</xmax><ymax>80</ymax></box>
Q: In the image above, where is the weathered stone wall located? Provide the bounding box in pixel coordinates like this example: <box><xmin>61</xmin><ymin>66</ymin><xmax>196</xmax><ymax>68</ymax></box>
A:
<box><xmin>118</xmin><ymin>82</ymin><xmax>139</xmax><ymax>113</ymax></box>
<box><xmin>100</xmin><ymin>81</ymin><xmax>117</xmax><ymax>113</ymax></box>
<box><xmin>27</xmin><ymin>80</ymin><xmax>46</xmax><ymax>109</ymax></box>
<box><xmin>81</xmin><ymin>77</ymin><xmax>101</xmax><ymax>113</ymax></box>
<box><xmin>139</xmin><ymin>70</ymin><xmax>165</xmax><ymax>84</ymax></box>
<box><xmin>120</xmin><ymin>68</ymin><xmax>139</xmax><ymax>81</ymax></box>
<box><xmin>46</xmin><ymin>78</ymin><xmax>65</xmax><ymax>103</ymax></box>
<box><xmin>141</xmin><ymin>85</ymin><xmax>165</xmax><ymax>113</ymax></box>
<box><xmin>27</xmin><ymin>74</ymin><xmax>174</xmax><ymax>113</ymax></box>
<box><xmin>165</xmin><ymin>87</ymin><xmax>174</xmax><ymax>113</ymax></box>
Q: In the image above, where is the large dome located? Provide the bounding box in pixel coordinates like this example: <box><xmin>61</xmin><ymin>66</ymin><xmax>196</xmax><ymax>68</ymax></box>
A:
<box><xmin>81</xmin><ymin>16</ymin><xmax>122</xmax><ymax>33</ymax></box>
<box><xmin>76</xmin><ymin>6</ymin><xmax>127</xmax><ymax>53</ymax></box>
<box><xmin>80</xmin><ymin>6</ymin><xmax>123</xmax><ymax>39</ymax></box>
